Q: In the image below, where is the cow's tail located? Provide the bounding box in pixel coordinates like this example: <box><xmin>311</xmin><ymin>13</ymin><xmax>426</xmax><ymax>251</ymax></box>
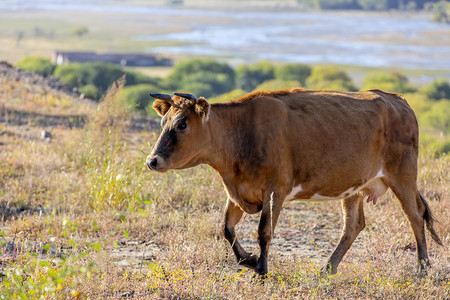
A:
<box><xmin>420</xmin><ymin>193</ymin><xmax>443</xmax><ymax>246</ymax></box>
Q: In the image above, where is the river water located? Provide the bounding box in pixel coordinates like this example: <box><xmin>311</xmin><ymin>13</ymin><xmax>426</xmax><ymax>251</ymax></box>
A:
<box><xmin>138</xmin><ymin>10</ymin><xmax>450</xmax><ymax>70</ymax></box>
<box><xmin>2</xmin><ymin>0</ymin><xmax>450</xmax><ymax>70</ymax></box>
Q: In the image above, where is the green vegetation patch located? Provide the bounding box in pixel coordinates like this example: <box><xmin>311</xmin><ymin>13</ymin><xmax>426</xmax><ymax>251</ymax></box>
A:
<box><xmin>16</xmin><ymin>56</ymin><xmax>55</xmax><ymax>77</ymax></box>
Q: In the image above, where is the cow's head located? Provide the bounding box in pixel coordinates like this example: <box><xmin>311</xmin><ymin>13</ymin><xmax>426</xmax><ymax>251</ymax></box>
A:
<box><xmin>146</xmin><ymin>92</ymin><xmax>210</xmax><ymax>172</ymax></box>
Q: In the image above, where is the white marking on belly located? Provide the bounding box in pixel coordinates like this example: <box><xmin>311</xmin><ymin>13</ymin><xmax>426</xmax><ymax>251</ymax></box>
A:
<box><xmin>309</xmin><ymin>169</ymin><xmax>386</xmax><ymax>201</ymax></box>
<box><xmin>286</xmin><ymin>169</ymin><xmax>386</xmax><ymax>202</ymax></box>
<box><xmin>311</xmin><ymin>187</ymin><xmax>356</xmax><ymax>201</ymax></box>
<box><xmin>285</xmin><ymin>184</ymin><xmax>303</xmax><ymax>201</ymax></box>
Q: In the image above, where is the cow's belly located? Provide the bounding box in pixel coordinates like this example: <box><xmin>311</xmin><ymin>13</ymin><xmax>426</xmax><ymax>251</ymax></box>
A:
<box><xmin>287</xmin><ymin>170</ymin><xmax>389</xmax><ymax>202</ymax></box>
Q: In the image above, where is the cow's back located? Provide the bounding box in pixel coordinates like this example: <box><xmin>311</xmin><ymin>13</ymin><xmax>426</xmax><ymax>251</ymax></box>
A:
<box><xmin>238</xmin><ymin>89</ymin><xmax>418</xmax><ymax>190</ymax></box>
<box><xmin>277</xmin><ymin>89</ymin><xmax>417</xmax><ymax>155</ymax></box>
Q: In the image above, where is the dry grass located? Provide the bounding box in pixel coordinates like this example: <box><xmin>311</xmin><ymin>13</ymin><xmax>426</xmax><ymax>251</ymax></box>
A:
<box><xmin>0</xmin><ymin>79</ymin><xmax>449</xmax><ymax>299</ymax></box>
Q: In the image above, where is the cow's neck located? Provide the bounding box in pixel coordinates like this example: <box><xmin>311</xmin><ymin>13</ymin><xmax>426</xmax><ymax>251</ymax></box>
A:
<box><xmin>202</xmin><ymin>103</ymin><xmax>267</xmax><ymax>213</ymax></box>
<box><xmin>204</xmin><ymin>104</ymin><xmax>256</xmax><ymax>179</ymax></box>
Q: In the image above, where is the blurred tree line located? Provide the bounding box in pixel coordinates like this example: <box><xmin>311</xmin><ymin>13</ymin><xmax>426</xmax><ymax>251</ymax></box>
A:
<box><xmin>296</xmin><ymin>0</ymin><xmax>450</xmax><ymax>23</ymax></box>
<box><xmin>427</xmin><ymin>0</ymin><xmax>450</xmax><ymax>23</ymax></box>
<box><xmin>16</xmin><ymin>55</ymin><xmax>450</xmax><ymax>154</ymax></box>
<box><xmin>297</xmin><ymin>0</ymin><xmax>447</xmax><ymax>11</ymax></box>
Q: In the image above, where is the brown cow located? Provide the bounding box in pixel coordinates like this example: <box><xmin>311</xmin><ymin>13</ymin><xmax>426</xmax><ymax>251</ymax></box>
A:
<box><xmin>146</xmin><ymin>89</ymin><xmax>442</xmax><ymax>277</ymax></box>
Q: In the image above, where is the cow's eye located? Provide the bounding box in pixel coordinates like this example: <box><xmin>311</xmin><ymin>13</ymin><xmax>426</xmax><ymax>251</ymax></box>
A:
<box><xmin>177</xmin><ymin>120</ymin><xmax>187</xmax><ymax>131</ymax></box>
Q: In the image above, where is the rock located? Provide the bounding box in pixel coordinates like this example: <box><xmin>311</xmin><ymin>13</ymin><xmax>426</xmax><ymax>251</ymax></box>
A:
<box><xmin>41</xmin><ymin>129</ymin><xmax>52</xmax><ymax>142</ymax></box>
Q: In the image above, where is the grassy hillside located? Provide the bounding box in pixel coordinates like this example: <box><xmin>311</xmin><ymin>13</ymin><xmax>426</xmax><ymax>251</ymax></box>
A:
<box><xmin>0</xmin><ymin>66</ymin><xmax>449</xmax><ymax>298</ymax></box>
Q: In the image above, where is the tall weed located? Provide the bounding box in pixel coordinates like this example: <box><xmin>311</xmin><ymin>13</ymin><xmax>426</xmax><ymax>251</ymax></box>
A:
<box><xmin>84</xmin><ymin>76</ymin><xmax>142</xmax><ymax>211</ymax></box>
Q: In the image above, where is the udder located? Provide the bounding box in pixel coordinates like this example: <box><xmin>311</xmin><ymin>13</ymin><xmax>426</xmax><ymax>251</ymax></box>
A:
<box><xmin>360</xmin><ymin>178</ymin><xmax>388</xmax><ymax>205</ymax></box>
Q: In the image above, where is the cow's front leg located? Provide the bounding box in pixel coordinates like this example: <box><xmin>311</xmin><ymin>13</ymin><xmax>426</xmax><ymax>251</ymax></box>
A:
<box><xmin>255</xmin><ymin>191</ymin><xmax>284</xmax><ymax>277</ymax></box>
<box><xmin>223</xmin><ymin>198</ymin><xmax>258</xmax><ymax>269</ymax></box>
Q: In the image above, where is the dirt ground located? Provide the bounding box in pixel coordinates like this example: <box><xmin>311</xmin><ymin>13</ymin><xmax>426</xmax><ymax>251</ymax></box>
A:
<box><xmin>109</xmin><ymin>200</ymin><xmax>369</xmax><ymax>271</ymax></box>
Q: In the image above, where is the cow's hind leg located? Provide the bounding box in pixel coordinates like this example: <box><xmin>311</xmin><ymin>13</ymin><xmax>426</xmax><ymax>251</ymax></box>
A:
<box><xmin>223</xmin><ymin>198</ymin><xmax>258</xmax><ymax>269</ymax></box>
<box><xmin>322</xmin><ymin>194</ymin><xmax>365</xmax><ymax>275</ymax></box>
<box><xmin>387</xmin><ymin>179</ymin><xmax>442</xmax><ymax>275</ymax></box>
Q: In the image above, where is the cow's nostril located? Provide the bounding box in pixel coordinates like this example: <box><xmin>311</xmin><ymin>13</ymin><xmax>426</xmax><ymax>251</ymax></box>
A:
<box><xmin>148</xmin><ymin>158</ymin><xmax>158</xmax><ymax>170</ymax></box>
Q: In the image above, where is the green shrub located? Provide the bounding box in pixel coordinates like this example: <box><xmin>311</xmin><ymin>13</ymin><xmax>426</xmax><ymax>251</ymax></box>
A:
<box><xmin>275</xmin><ymin>63</ymin><xmax>311</xmax><ymax>86</ymax></box>
<box><xmin>419</xmin><ymin>131</ymin><xmax>450</xmax><ymax>156</ymax></box>
<box><xmin>173</xmin><ymin>72</ymin><xmax>233</xmax><ymax>98</ymax></box>
<box><xmin>79</xmin><ymin>84</ymin><xmax>99</xmax><ymax>99</ymax></box>
<box><xmin>235</xmin><ymin>60</ymin><xmax>275</xmax><ymax>92</ymax></box>
<box><xmin>53</xmin><ymin>62</ymin><xmax>159</xmax><ymax>101</ymax></box>
<box><xmin>16</xmin><ymin>56</ymin><xmax>55</xmax><ymax>77</ymax></box>
<box><xmin>176</xmin><ymin>81</ymin><xmax>215</xmax><ymax>99</ymax></box>
<box><xmin>306</xmin><ymin>66</ymin><xmax>356</xmax><ymax>91</ymax></box>
<box><xmin>421</xmin><ymin>100</ymin><xmax>450</xmax><ymax>135</ymax></box>
<box><xmin>125</xmin><ymin>69</ymin><xmax>160</xmax><ymax>86</ymax></box>
<box><xmin>254</xmin><ymin>79</ymin><xmax>301</xmax><ymax>91</ymax></box>
<box><xmin>117</xmin><ymin>84</ymin><xmax>162</xmax><ymax>118</ymax></box>
<box><xmin>208</xmin><ymin>89</ymin><xmax>247</xmax><ymax>103</ymax></box>
<box><xmin>421</xmin><ymin>78</ymin><xmax>450</xmax><ymax>100</ymax></box>
<box><xmin>403</xmin><ymin>92</ymin><xmax>432</xmax><ymax>114</ymax></box>
<box><xmin>53</xmin><ymin>63</ymin><xmax>90</xmax><ymax>87</ymax></box>
<box><xmin>84</xmin><ymin>64</ymin><xmax>159</xmax><ymax>92</ymax></box>
<box><xmin>361</xmin><ymin>71</ymin><xmax>416</xmax><ymax>94</ymax></box>
<box><xmin>164</xmin><ymin>59</ymin><xmax>235</xmax><ymax>98</ymax></box>
<box><xmin>84</xmin><ymin>62</ymin><xmax>130</xmax><ymax>95</ymax></box>
<box><xmin>439</xmin><ymin>140</ymin><xmax>450</xmax><ymax>154</ymax></box>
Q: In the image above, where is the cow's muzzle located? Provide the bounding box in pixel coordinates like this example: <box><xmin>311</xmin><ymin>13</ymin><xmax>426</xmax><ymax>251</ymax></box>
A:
<box><xmin>147</xmin><ymin>157</ymin><xmax>158</xmax><ymax>170</ymax></box>
<box><xmin>146</xmin><ymin>155</ymin><xmax>167</xmax><ymax>172</ymax></box>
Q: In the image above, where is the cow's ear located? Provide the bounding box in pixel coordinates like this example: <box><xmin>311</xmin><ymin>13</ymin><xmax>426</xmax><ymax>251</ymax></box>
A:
<box><xmin>195</xmin><ymin>97</ymin><xmax>210</xmax><ymax>121</ymax></box>
<box><xmin>153</xmin><ymin>100</ymin><xmax>172</xmax><ymax>117</ymax></box>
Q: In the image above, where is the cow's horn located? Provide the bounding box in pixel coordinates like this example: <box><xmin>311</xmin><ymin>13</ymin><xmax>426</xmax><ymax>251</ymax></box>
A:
<box><xmin>149</xmin><ymin>93</ymin><xmax>173</xmax><ymax>101</ymax></box>
<box><xmin>174</xmin><ymin>92</ymin><xmax>197</xmax><ymax>102</ymax></box>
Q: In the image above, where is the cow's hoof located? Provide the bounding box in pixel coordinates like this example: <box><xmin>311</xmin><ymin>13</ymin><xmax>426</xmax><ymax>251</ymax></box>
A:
<box><xmin>239</xmin><ymin>255</ymin><xmax>258</xmax><ymax>269</ymax></box>
<box><xmin>417</xmin><ymin>259</ymin><xmax>431</xmax><ymax>277</ymax></box>
<box><xmin>255</xmin><ymin>261</ymin><xmax>268</xmax><ymax>278</ymax></box>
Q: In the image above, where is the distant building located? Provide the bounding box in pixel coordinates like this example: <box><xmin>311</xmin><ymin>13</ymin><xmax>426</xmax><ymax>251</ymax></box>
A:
<box><xmin>52</xmin><ymin>51</ymin><xmax>172</xmax><ymax>67</ymax></box>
